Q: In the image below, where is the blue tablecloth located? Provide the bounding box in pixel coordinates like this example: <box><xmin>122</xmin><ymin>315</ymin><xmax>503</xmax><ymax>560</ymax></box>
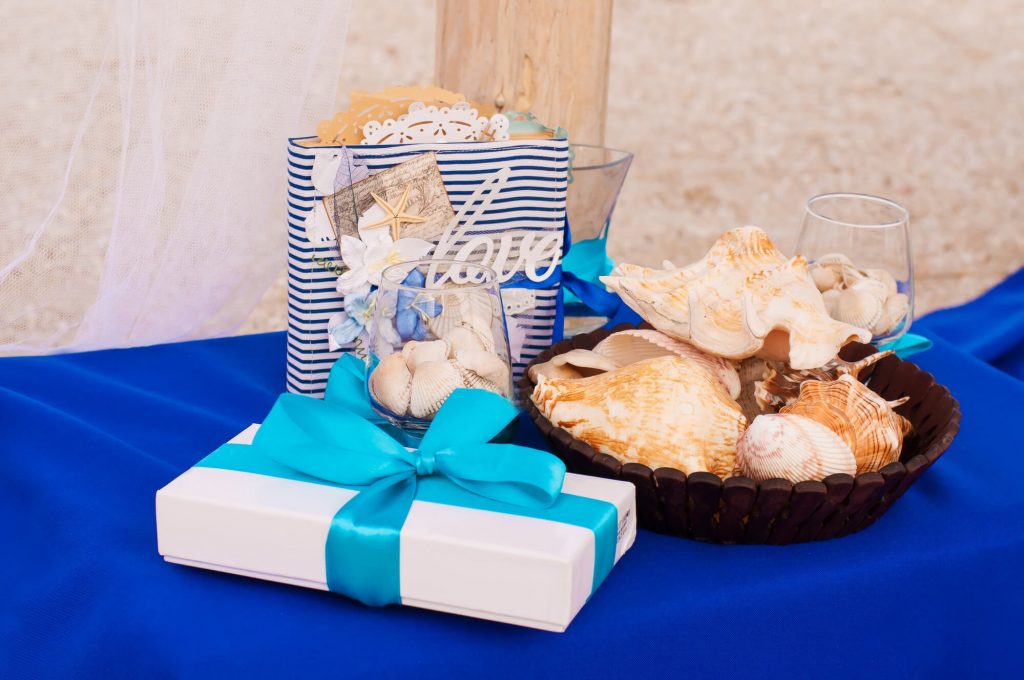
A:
<box><xmin>3</xmin><ymin>271</ymin><xmax>1023</xmax><ymax>679</ymax></box>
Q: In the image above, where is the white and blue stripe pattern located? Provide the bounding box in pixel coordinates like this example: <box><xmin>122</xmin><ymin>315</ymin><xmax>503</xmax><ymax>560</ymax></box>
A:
<box><xmin>286</xmin><ymin>136</ymin><xmax>569</xmax><ymax>396</ymax></box>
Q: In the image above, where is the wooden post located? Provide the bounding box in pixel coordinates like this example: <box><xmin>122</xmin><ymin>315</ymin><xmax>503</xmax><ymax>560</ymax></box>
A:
<box><xmin>435</xmin><ymin>0</ymin><xmax>613</xmax><ymax>144</ymax></box>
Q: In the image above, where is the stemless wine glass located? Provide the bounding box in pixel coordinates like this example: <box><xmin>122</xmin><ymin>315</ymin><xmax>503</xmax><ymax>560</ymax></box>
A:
<box><xmin>563</xmin><ymin>144</ymin><xmax>634</xmax><ymax>336</ymax></box>
<box><xmin>796</xmin><ymin>193</ymin><xmax>914</xmax><ymax>346</ymax></box>
<box><xmin>367</xmin><ymin>259</ymin><xmax>512</xmax><ymax>438</ymax></box>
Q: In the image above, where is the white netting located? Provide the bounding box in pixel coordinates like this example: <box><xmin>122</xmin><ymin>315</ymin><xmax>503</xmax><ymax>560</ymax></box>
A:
<box><xmin>0</xmin><ymin>0</ymin><xmax>351</xmax><ymax>353</ymax></box>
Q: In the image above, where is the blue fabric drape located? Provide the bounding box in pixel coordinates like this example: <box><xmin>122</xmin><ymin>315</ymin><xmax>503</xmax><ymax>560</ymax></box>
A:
<box><xmin>2</xmin><ymin>270</ymin><xmax>1024</xmax><ymax>678</ymax></box>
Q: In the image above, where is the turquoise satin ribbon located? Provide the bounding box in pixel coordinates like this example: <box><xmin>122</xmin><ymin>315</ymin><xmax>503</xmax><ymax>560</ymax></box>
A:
<box><xmin>878</xmin><ymin>332</ymin><xmax>933</xmax><ymax>358</ymax></box>
<box><xmin>196</xmin><ymin>361</ymin><xmax>618</xmax><ymax>607</ymax></box>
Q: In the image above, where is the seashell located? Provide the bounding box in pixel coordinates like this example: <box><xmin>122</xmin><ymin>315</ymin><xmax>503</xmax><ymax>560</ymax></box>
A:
<box><xmin>527</xmin><ymin>349</ymin><xmax>621</xmax><ymax>382</ymax></box>
<box><xmin>444</xmin><ymin>326</ymin><xmax>488</xmax><ymax>354</ymax></box>
<box><xmin>409</xmin><ymin>360</ymin><xmax>464</xmax><ymax>419</ymax></box>
<box><xmin>532</xmin><ymin>355</ymin><xmax>747</xmax><ymax>477</ymax></box>
<box><xmin>821</xmin><ymin>288</ymin><xmax>842</xmax><ymax>317</ymax></box>
<box><xmin>755</xmin><ymin>350</ymin><xmax>894</xmax><ymax>411</ymax></box>
<box><xmin>736</xmin><ymin>357</ymin><xmax>770</xmax><ymax>423</ymax></box>
<box><xmin>811</xmin><ymin>264</ymin><xmax>842</xmax><ymax>292</ymax></box>
<box><xmin>814</xmin><ymin>253</ymin><xmax>854</xmax><ymax>267</ymax></box>
<box><xmin>601</xmin><ymin>227</ymin><xmax>871</xmax><ymax>369</ymax></box>
<box><xmin>850</xmin><ymin>277</ymin><xmax>890</xmax><ymax>302</ymax></box>
<box><xmin>453</xmin><ymin>348</ymin><xmax>510</xmax><ymax>392</ymax></box>
<box><xmin>369</xmin><ymin>353</ymin><xmax>413</xmax><ymax>415</ymax></box>
<box><xmin>863</xmin><ymin>268</ymin><xmax>898</xmax><ymax>298</ymax></box>
<box><xmin>834</xmin><ymin>286</ymin><xmax>884</xmax><ymax>332</ymax></box>
<box><xmin>737</xmin><ymin>413</ymin><xmax>857</xmax><ymax>482</ymax></box>
<box><xmin>427</xmin><ymin>289</ymin><xmax>496</xmax><ymax>352</ymax></box>
<box><xmin>402</xmin><ymin>339</ymin><xmax>449</xmax><ymax>371</ymax></box>
<box><xmin>781</xmin><ymin>373</ymin><xmax>912</xmax><ymax>473</ymax></box>
<box><xmin>593</xmin><ymin>329</ymin><xmax>741</xmax><ymax>399</ymax></box>
<box><xmin>875</xmin><ymin>293</ymin><xmax>910</xmax><ymax>336</ymax></box>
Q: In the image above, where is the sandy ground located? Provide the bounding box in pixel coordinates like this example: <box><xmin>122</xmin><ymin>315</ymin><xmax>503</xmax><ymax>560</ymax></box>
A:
<box><xmin>3</xmin><ymin>0</ymin><xmax>1023</xmax><ymax>346</ymax></box>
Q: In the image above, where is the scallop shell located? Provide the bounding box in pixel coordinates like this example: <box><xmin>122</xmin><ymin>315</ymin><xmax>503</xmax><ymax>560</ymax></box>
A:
<box><xmin>755</xmin><ymin>350</ymin><xmax>894</xmax><ymax>411</ymax></box>
<box><xmin>527</xmin><ymin>349</ymin><xmax>621</xmax><ymax>382</ymax></box>
<box><xmin>811</xmin><ymin>264</ymin><xmax>842</xmax><ymax>292</ymax></box>
<box><xmin>409</xmin><ymin>360</ymin><xmax>463</xmax><ymax>419</ymax></box>
<box><xmin>369</xmin><ymin>353</ymin><xmax>413</xmax><ymax>415</ymax></box>
<box><xmin>532</xmin><ymin>355</ymin><xmax>747</xmax><ymax>476</ymax></box>
<box><xmin>601</xmin><ymin>227</ymin><xmax>871</xmax><ymax>369</ymax></box>
<box><xmin>864</xmin><ymin>268</ymin><xmax>899</xmax><ymax>298</ymax></box>
<box><xmin>453</xmin><ymin>348</ymin><xmax>510</xmax><ymax>393</ymax></box>
<box><xmin>781</xmin><ymin>373</ymin><xmax>912</xmax><ymax>473</ymax></box>
<box><xmin>592</xmin><ymin>329</ymin><xmax>741</xmax><ymax>399</ymax></box>
<box><xmin>834</xmin><ymin>286</ymin><xmax>884</xmax><ymax>331</ymax></box>
<box><xmin>402</xmin><ymin>339</ymin><xmax>449</xmax><ymax>371</ymax></box>
<box><xmin>737</xmin><ymin>413</ymin><xmax>857</xmax><ymax>482</ymax></box>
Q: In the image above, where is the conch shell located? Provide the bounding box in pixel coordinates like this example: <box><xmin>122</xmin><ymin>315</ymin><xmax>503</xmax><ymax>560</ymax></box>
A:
<box><xmin>531</xmin><ymin>355</ymin><xmax>747</xmax><ymax>476</ymax></box>
<box><xmin>755</xmin><ymin>349</ymin><xmax>894</xmax><ymax>411</ymax></box>
<box><xmin>601</xmin><ymin>227</ymin><xmax>870</xmax><ymax>369</ymax></box>
<box><xmin>527</xmin><ymin>348</ymin><xmax>621</xmax><ymax>382</ymax></box>
<box><xmin>592</xmin><ymin>329</ymin><xmax>741</xmax><ymax>399</ymax></box>
<box><xmin>737</xmin><ymin>413</ymin><xmax>857</xmax><ymax>482</ymax></box>
<box><xmin>527</xmin><ymin>329</ymin><xmax>741</xmax><ymax>398</ymax></box>
<box><xmin>781</xmin><ymin>373</ymin><xmax>912</xmax><ymax>473</ymax></box>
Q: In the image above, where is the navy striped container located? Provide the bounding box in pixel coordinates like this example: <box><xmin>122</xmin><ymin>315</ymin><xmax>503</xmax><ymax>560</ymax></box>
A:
<box><xmin>285</xmin><ymin>136</ymin><xmax>570</xmax><ymax>396</ymax></box>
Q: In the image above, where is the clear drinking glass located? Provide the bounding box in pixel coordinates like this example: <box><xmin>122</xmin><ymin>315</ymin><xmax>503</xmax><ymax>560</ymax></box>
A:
<box><xmin>796</xmin><ymin>193</ymin><xmax>914</xmax><ymax>345</ymax></box>
<box><xmin>563</xmin><ymin>144</ymin><xmax>634</xmax><ymax>336</ymax></box>
<box><xmin>367</xmin><ymin>259</ymin><xmax>512</xmax><ymax>437</ymax></box>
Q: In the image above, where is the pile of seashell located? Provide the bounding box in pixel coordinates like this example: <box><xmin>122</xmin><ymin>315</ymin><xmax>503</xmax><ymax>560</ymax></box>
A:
<box><xmin>810</xmin><ymin>253</ymin><xmax>910</xmax><ymax>338</ymax></box>
<box><xmin>529</xmin><ymin>227</ymin><xmax>913</xmax><ymax>484</ymax></box>
<box><xmin>370</xmin><ymin>336</ymin><xmax>510</xmax><ymax>420</ymax></box>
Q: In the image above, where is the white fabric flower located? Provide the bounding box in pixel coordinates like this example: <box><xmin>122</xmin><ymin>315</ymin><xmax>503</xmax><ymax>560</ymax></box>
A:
<box><xmin>336</xmin><ymin>233</ymin><xmax>433</xmax><ymax>294</ymax></box>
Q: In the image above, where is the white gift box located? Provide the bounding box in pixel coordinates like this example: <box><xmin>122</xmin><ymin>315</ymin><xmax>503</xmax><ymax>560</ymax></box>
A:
<box><xmin>156</xmin><ymin>425</ymin><xmax>636</xmax><ymax>632</ymax></box>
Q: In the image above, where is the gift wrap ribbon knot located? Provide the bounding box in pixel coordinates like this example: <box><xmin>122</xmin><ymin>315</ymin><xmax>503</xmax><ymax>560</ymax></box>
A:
<box><xmin>198</xmin><ymin>356</ymin><xmax>618</xmax><ymax>607</ymax></box>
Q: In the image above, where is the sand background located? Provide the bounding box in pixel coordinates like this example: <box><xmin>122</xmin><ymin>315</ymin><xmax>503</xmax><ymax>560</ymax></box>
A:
<box><xmin>244</xmin><ymin>0</ymin><xmax>1024</xmax><ymax>333</ymax></box>
<box><xmin>3</xmin><ymin>0</ymin><xmax>1023</xmax><ymax>345</ymax></box>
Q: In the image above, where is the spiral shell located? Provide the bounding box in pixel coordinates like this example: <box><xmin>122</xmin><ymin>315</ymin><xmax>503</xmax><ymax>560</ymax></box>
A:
<box><xmin>592</xmin><ymin>329</ymin><xmax>741</xmax><ymax>399</ymax></box>
<box><xmin>409</xmin><ymin>360</ymin><xmax>463</xmax><ymax>419</ymax></box>
<box><xmin>781</xmin><ymin>373</ymin><xmax>912</xmax><ymax>473</ymax></box>
<box><xmin>737</xmin><ymin>413</ymin><xmax>857</xmax><ymax>482</ymax></box>
<box><xmin>532</xmin><ymin>355</ymin><xmax>747</xmax><ymax>476</ymax></box>
<box><xmin>755</xmin><ymin>350</ymin><xmax>894</xmax><ymax>411</ymax></box>
<box><xmin>369</xmin><ymin>353</ymin><xmax>413</xmax><ymax>415</ymax></box>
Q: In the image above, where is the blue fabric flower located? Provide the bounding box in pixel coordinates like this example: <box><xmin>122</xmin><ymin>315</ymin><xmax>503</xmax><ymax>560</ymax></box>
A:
<box><xmin>396</xmin><ymin>269</ymin><xmax>442</xmax><ymax>341</ymax></box>
<box><xmin>327</xmin><ymin>286</ymin><xmax>376</xmax><ymax>350</ymax></box>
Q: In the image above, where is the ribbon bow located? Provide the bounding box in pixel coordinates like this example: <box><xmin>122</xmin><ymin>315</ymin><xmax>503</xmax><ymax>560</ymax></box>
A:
<box><xmin>239</xmin><ymin>376</ymin><xmax>566</xmax><ymax>606</ymax></box>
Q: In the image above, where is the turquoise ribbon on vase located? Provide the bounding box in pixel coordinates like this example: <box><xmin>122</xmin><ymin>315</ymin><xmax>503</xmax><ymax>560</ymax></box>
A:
<box><xmin>197</xmin><ymin>373</ymin><xmax>618</xmax><ymax>607</ymax></box>
<box><xmin>560</xmin><ymin>221</ymin><xmax>623</xmax><ymax>318</ymax></box>
<box><xmin>878</xmin><ymin>332</ymin><xmax>933</xmax><ymax>358</ymax></box>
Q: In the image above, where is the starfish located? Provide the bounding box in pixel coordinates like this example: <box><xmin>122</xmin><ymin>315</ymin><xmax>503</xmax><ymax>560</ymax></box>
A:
<box><xmin>362</xmin><ymin>185</ymin><xmax>427</xmax><ymax>240</ymax></box>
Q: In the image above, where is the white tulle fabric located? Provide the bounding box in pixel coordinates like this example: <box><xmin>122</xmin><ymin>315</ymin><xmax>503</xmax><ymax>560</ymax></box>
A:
<box><xmin>0</xmin><ymin>0</ymin><xmax>351</xmax><ymax>354</ymax></box>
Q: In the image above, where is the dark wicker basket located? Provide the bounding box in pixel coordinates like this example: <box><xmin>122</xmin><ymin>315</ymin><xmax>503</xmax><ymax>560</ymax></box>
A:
<box><xmin>521</xmin><ymin>324</ymin><xmax>961</xmax><ymax>544</ymax></box>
